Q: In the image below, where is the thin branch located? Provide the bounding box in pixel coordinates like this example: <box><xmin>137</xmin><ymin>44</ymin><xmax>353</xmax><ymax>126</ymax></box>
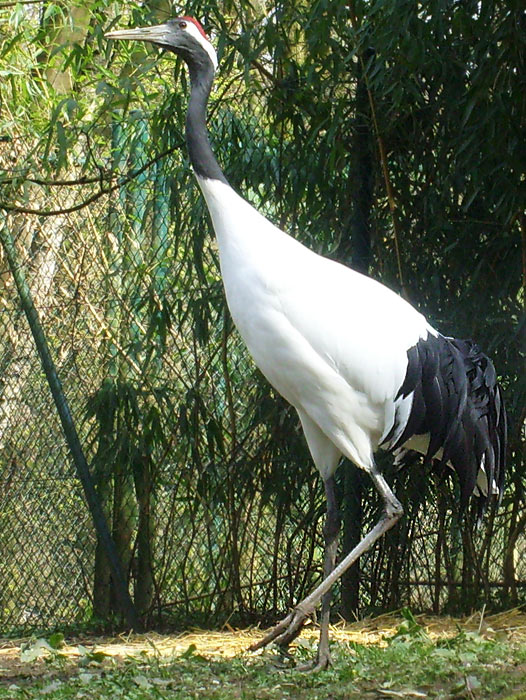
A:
<box><xmin>0</xmin><ymin>189</ymin><xmax>109</xmax><ymax>216</ymax></box>
<box><xmin>1</xmin><ymin>173</ymin><xmax>109</xmax><ymax>187</ymax></box>
<box><xmin>250</xmin><ymin>58</ymin><xmax>276</xmax><ymax>85</ymax></box>
<box><xmin>0</xmin><ymin>145</ymin><xmax>180</xmax><ymax>215</ymax></box>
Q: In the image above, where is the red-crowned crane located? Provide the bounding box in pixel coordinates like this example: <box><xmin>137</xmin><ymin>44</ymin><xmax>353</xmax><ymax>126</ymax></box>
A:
<box><xmin>106</xmin><ymin>18</ymin><xmax>507</xmax><ymax>670</ymax></box>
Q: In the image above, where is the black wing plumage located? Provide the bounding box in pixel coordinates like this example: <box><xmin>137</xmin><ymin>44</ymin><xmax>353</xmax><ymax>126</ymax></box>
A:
<box><xmin>383</xmin><ymin>333</ymin><xmax>507</xmax><ymax>516</ymax></box>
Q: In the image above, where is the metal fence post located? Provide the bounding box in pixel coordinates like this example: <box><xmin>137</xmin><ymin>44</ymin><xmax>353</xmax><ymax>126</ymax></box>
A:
<box><xmin>0</xmin><ymin>223</ymin><xmax>140</xmax><ymax>631</ymax></box>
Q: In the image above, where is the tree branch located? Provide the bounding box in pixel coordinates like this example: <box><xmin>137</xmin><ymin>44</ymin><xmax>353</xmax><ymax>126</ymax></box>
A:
<box><xmin>0</xmin><ymin>145</ymin><xmax>181</xmax><ymax>216</ymax></box>
<box><xmin>250</xmin><ymin>58</ymin><xmax>276</xmax><ymax>85</ymax></box>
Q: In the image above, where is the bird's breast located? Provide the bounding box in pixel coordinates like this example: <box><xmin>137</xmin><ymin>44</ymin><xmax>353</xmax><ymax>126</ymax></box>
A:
<box><xmin>197</xmin><ymin>175</ymin><xmax>430</xmax><ymax>445</ymax></box>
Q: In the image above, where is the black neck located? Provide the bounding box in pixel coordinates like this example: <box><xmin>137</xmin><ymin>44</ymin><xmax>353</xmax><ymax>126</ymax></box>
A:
<box><xmin>186</xmin><ymin>61</ymin><xmax>228</xmax><ymax>183</ymax></box>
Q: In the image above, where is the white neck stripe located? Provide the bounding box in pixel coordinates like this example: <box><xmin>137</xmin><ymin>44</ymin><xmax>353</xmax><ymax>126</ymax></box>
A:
<box><xmin>185</xmin><ymin>21</ymin><xmax>217</xmax><ymax>71</ymax></box>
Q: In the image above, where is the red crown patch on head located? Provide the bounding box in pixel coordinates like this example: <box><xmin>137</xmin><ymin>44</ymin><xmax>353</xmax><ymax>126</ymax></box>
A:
<box><xmin>181</xmin><ymin>16</ymin><xmax>209</xmax><ymax>40</ymax></box>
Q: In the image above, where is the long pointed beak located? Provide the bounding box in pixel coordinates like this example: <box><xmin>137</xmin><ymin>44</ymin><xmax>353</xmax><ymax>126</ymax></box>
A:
<box><xmin>105</xmin><ymin>23</ymin><xmax>171</xmax><ymax>44</ymax></box>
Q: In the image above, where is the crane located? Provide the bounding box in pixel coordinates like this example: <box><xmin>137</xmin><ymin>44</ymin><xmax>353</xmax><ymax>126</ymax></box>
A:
<box><xmin>106</xmin><ymin>17</ymin><xmax>507</xmax><ymax>670</ymax></box>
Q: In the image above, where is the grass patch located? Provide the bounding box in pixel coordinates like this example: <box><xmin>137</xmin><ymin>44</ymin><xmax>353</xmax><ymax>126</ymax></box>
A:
<box><xmin>1</xmin><ymin>611</ymin><xmax>525</xmax><ymax>699</ymax></box>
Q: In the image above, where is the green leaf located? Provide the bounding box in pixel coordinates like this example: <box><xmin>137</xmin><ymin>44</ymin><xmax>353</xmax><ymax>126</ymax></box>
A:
<box><xmin>48</xmin><ymin>632</ymin><xmax>65</xmax><ymax>649</ymax></box>
<box><xmin>181</xmin><ymin>643</ymin><xmax>197</xmax><ymax>659</ymax></box>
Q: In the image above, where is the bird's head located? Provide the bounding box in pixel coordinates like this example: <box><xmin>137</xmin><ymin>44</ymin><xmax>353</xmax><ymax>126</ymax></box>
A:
<box><xmin>105</xmin><ymin>16</ymin><xmax>218</xmax><ymax>72</ymax></box>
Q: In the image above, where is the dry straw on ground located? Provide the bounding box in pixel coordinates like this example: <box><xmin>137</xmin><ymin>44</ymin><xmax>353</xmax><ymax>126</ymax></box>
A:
<box><xmin>1</xmin><ymin>609</ymin><xmax>526</xmax><ymax>681</ymax></box>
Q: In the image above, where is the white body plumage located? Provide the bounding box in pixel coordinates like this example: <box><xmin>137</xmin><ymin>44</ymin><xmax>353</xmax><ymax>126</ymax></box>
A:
<box><xmin>198</xmin><ymin>176</ymin><xmax>432</xmax><ymax>477</ymax></box>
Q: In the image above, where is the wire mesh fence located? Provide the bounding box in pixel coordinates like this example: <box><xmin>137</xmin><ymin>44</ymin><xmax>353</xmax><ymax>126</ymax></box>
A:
<box><xmin>0</xmin><ymin>107</ymin><xmax>524</xmax><ymax>638</ymax></box>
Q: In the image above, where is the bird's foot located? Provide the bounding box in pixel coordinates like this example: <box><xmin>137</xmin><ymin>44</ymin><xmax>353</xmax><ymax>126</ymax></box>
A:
<box><xmin>297</xmin><ymin>648</ymin><xmax>332</xmax><ymax>673</ymax></box>
<box><xmin>249</xmin><ymin>605</ymin><xmax>311</xmax><ymax>652</ymax></box>
<box><xmin>297</xmin><ymin>629</ymin><xmax>332</xmax><ymax>672</ymax></box>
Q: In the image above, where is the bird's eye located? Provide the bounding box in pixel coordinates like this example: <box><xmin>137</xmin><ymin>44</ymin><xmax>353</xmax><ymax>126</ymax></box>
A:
<box><xmin>178</xmin><ymin>20</ymin><xmax>187</xmax><ymax>29</ymax></box>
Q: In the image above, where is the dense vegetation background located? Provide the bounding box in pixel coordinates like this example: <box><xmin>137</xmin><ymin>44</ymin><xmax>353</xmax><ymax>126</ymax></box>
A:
<box><xmin>0</xmin><ymin>0</ymin><xmax>524</xmax><ymax>634</ymax></box>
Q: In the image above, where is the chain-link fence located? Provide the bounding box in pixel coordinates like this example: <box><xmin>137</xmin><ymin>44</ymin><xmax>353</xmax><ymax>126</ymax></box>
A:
<box><xmin>0</xmin><ymin>110</ymin><xmax>524</xmax><ymax>638</ymax></box>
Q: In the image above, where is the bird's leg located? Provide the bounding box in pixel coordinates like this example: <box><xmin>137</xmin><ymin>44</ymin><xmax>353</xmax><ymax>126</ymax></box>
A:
<box><xmin>297</xmin><ymin>476</ymin><xmax>340</xmax><ymax>671</ymax></box>
<box><xmin>249</xmin><ymin>468</ymin><xmax>403</xmax><ymax>656</ymax></box>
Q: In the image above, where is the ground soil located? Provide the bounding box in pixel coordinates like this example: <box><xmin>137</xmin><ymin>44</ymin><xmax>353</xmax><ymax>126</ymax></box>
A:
<box><xmin>1</xmin><ymin>609</ymin><xmax>526</xmax><ymax>686</ymax></box>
